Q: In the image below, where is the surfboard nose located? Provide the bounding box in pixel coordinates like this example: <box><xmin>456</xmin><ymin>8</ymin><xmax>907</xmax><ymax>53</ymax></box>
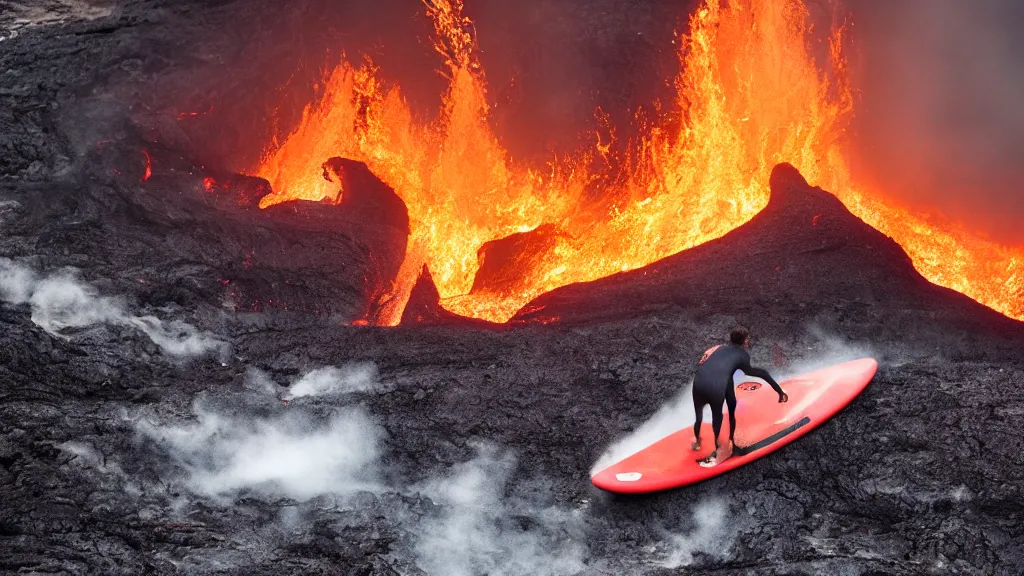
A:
<box><xmin>843</xmin><ymin>357</ymin><xmax>878</xmax><ymax>381</ymax></box>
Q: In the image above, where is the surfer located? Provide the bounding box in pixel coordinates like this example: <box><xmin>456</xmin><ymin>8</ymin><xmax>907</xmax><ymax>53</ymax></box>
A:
<box><xmin>691</xmin><ymin>327</ymin><xmax>788</xmax><ymax>463</ymax></box>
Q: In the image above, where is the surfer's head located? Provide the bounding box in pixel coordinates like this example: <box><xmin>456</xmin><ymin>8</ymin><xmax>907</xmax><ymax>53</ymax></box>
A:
<box><xmin>730</xmin><ymin>327</ymin><xmax>750</xmax><ymax>348</ymax></box>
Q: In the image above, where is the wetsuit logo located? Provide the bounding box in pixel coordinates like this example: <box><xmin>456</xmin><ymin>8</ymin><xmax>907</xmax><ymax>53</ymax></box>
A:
<box><xmin>699</xmin><ymin>345</ymin><xmax>722</xmax><ymax>365</ymax></box>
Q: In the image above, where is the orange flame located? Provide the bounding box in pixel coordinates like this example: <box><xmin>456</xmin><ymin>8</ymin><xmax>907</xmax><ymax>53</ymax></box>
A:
<box><xmin>141</xmin><ymin>150</ymin><xmax>152</xmax><ymax>182</ymax></box>
<box><xmin>257</xmin><ymin>0</ymin><xmax>1024</xmax><ymax>323</ymax></box>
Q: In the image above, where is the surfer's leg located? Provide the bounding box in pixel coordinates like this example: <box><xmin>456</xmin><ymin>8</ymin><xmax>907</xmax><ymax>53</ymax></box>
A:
<box><xmin>699</xmin><ymin>400</ymin><xmax>724</xmax><ymax>461</ymax></box>
<box><xmin>726</xmin><ymin>383</ymin><xmax>737</xmax><ymax>445</ymax></box>
<box><xmin>692</xmin><ymin>387</ymin><xmax>707</xmax><ymax>451</ymax></box>
<box><xmin>710</xmin><ymin>400</ymin><xmax>724</xmax><ymax>450</ymax></box>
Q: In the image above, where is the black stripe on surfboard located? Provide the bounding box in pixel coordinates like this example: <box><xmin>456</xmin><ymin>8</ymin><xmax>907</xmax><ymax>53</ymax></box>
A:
<box><xmin>732</xmin><ymin>416</ymin><xmax>811</xmax><ymax>457</ymax></box>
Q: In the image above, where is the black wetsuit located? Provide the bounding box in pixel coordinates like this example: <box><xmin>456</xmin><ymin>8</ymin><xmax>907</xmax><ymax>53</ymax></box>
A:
<box><xmin>693</xmin><ymin>344</ymin><xmax>784</xmax><ymax>446</ymax></box>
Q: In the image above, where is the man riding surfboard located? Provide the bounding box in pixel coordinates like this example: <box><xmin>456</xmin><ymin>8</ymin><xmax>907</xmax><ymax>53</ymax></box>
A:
<box><xmin>692</xmin><ymin>327</ymin><xmax>788</xmax><ymax>465</ymax></box>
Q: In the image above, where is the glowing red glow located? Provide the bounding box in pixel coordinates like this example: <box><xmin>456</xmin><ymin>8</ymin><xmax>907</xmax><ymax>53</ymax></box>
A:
<box><xmin>177</xmin><ymin>105</ymin><xmax>214</xmax><ymax>120</ymax></box>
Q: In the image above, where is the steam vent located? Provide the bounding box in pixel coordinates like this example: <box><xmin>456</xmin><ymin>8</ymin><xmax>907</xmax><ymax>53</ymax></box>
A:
<box><xmin>1</xmin><ymin>1</ymin><xmax>1023</xmax><ymax>574</ymax></box>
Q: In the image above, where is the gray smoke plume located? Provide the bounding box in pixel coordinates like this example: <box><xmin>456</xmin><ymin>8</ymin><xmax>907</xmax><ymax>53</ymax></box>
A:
<box><xmin>283</xmin><ymin>363</ymin><xmax>379</xmax><ymax>401</ymax></box>
<box><xmin>134</xmin><ymin>364</ymin><xmax>387</xmax><ymax>502</ymax></box>
<box><xmin>0</xmin><ymin>258</ymin><xmax>225</xmax><ymax>357</ymax></box>
<box><xmin>136</xmin><ymin>406</ymin><xmax>383</xmax><ymax>501</ymax></box>
<box><xmin>412</xmin><ymin>442</ymin><xmax>587</xmax><ymax>576</ymax></box>
<box><xmin>849</xmin><ymin>0</ymin><xmax>1024</xmax><ymax>244</ymax></box>
<box><xmin>657</xmin><ymin>499</ymin><xmax>733</xmax><ymax>568</ymax></box>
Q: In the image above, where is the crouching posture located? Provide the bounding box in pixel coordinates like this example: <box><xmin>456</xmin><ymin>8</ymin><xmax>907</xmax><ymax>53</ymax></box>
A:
<box><xmin>692</xmin><ymin>327</ymin><xmax>788</xmax><ymax>462</ymax></box>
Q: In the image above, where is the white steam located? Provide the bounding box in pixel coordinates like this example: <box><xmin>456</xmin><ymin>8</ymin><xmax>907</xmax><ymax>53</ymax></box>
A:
<box><xmin>137</xmin><ymin>404</ymin><xmax>383</xmax><ymax>501</ymax></box>
<box><xmin>589</xmin><ymin>384</ymin><xmax>697</xmax><ymax>476</ymax></box>
<box><xmin>774</xmin><ymin>326</ymin><xmax>876</xmax><ymax>381</ymax></box>
<box><xmin>414</xmin><ymin>443</ymin><xmax>587</xmax><ymax>576</ymax></box>
<box><xmin>0</xmin><ymin>259</ymin><xmax>35</xmax><ymax>302</ymax></box>
<box><xmin>129</xmin><ymin>315</ymin><xmax>225</xmax><ymax>357</ymax></box>
<box><xmin>657</xmin><ymin>499</ymin><xmax>733</xmax><ymax>568</ymax></box>
<box><xmin>0</xmin><ymin>258</ymin><xmax>224</xmax><ymax>357</ymax></box>
<box><xmin>136</xmin><ymin>365</ymin><xmax>386</xmax><ymax>501</ymax></box>
<box><xmin>60</xmin><ymin>440</ymin><xmax>124</xmax><ymax>476</ymax></box>
<box><xmin>283</xmin><ymin>363</ymin><xmax>378</xmax><ymax>400</ymax></box>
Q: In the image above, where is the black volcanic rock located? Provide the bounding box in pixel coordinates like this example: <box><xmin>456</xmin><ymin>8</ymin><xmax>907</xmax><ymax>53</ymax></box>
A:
<box><xmin>322</xmin><ymin>157</ymin><xmax>410</xmax><ymax>236</ymax></box>
<box><xmin>0</xmin><ymin>166</ymin><xmax>407</xmax><ymax>324</ymax></box>
<box><xmin>513</xmin><ymin>163</ymin><xmax>1019</xmax><ymax>335</ymax></box>
<box><xmin>1</xmin><ymin>92</ymin><xmax>409</xmax><ymax>323</ymax></box>
<box><xmin>471</xmin><ymin>223</ymin><xmax>560</xmax><ymax>295</ymax></box>
<box><xmin>400</xmin><ymin>264</ymin><xmax>496</xmax><ymax>327</ymax></box>
<box><xmin>400</xmin><ymin>264</ymin><xmax>446</xmax><ymax>326</ymax></box>
<box><xmin>199</xmin><ymin>173</ymin><xmax>272</xmax><ymax>210</ymax></box>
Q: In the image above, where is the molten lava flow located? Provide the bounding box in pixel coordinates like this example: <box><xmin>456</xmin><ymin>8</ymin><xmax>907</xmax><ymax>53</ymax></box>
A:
<box><xmin>257</xmin><ymin>0</ymin><xmax>1024</xmax><ymax>323</ymax></box>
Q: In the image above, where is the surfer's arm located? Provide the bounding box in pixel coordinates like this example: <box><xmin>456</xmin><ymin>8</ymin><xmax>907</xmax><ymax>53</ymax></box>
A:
<box><xmin>740</xmin><ymin>364</ymin><xmax>785</xmax><ymax>397</ymax></box>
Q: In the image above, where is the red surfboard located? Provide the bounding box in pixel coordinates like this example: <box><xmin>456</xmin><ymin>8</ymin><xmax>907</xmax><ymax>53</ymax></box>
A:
<box><xmin>591</xmin><ymin>358</ymin><xmax>877</xmax><ymax>493</ymax></box>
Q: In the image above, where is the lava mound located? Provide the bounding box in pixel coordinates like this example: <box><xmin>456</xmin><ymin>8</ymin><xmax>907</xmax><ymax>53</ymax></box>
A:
<box><xmin>512</xmin><ymin>163</ymin><xmax>1020</xmax><ymax>334</ymax></box>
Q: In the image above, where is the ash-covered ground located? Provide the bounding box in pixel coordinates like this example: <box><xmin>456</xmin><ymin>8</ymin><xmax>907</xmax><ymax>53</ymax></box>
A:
<box><xmin>2</xmin><ymin>2</ymin><xmax>1024</xmax><ymax>575</ymax></box>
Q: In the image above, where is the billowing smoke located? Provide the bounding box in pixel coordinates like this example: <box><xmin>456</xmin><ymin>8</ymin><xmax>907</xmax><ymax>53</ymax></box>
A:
<box><xmin>136</xmin><ymin>364</ymin><xmax>385</xmax><ymax>500</ymax></box>
<box><xmin>135</xmin><ymin>365</ymin><xmax>385</xmax><ymax>501</ymax></box>
<box><xmin>137</xmin><ymin>376</ymin><xmax>591</xmax><ymax>573</ymax></box>
<box><xmin>850</xmin><ymin>0</ymin><xmax>1024</xmax><ymax>244</ymax></box>
<box><xmin>124</xmin><ymin>357</ymin><xmax>743</xmax><ymax>572</ymax></box>
<box><xmin>283</xmin><ymin>363</ymin><xmax>379</xmax><ymax>401</ymax></box>
<box><xmin>412</xmin><ymin>445</ymin><xmax>738</xmax><ymax>574</ymax></box>
<box><xmin>412</xmin><ymin>442</ymin><xmax>587</xmax><ymax>576</ymax></box>
<box><xmin>657</xmin><ymin>499</ymin><xmax>733</xmax><ymax>568</ymax></box>
<box><xmin>138</xmin><ymin>407</ymin><xmax>383</xmax><ymax>501</ymax></box>
<box><xmin>0</xmin><ymin>258</ymin><xmax>225</xmax><ymax>357</ymax></box>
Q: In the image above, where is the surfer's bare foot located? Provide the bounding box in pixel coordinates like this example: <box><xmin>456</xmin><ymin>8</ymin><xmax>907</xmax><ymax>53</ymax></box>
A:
<box><xmin>697</xmin><ymin>446</ymin><xmax>720</xmax><ymax>467</ymax></box>
<box><xmin>691</xmin><ymin>439</ymin><xmax>701</xmax><ymax>451</ymax></box>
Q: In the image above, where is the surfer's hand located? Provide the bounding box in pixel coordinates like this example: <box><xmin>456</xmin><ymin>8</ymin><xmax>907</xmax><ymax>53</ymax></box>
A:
<box><xmin>779</xmin><ymin>392</ymin><xmax>789</xmax><ymax>403</ymax></box>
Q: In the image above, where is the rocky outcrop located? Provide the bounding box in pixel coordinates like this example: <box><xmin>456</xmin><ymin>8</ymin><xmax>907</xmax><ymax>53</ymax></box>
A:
<box><xmin>514</xmin><ymin>163</ymin><xmax>1020</xmax><ymax>337</ymax></box>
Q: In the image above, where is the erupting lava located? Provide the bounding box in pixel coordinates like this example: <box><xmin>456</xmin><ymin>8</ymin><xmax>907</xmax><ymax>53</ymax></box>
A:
<box><xmin>257</xmin><ymin>0</ymin><xmax>1024</xmax><ymax>324</ymax></box>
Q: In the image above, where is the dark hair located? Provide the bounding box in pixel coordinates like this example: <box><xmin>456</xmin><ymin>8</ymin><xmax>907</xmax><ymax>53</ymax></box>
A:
<box><xmin>730</xmin><ymin>327</ymin><xmax>750</xmax><ymax>346</ymax></box>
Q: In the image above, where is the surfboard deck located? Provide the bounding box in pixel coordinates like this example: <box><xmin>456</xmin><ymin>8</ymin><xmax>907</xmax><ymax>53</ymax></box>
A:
<box><xmin>591</xmin><ymin>358</ymin><xmax>877</xmax><ymax>494</ymax></box>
